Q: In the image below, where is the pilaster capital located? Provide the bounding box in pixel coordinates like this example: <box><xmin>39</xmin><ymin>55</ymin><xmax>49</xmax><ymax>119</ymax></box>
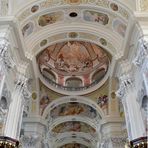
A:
<box><xmin>133</xmin><ymin>39</ymin><xmax>148</xmax><ymax>67</ymax></box>
<box><xmin>15</xmin><ymin>74</ymin><xmax>31</xmax><ymax>99</ymax></box>
<box><xmin>0</xmin><ymin>38</ymin><xmax>15</xmax><ymax>69</ymax></box>
<box><xmin>116</xmin><ymin>74</ymin><xmax>133</xmax><ymax>100</ymax></box>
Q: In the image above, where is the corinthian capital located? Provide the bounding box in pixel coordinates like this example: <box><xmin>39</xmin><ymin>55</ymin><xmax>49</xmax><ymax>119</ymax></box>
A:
<box><xmin>133</xmin><ymin>39</ymin><xmax>148</xmax><ymax>67</ymax></box>
<box><xmin>0</xmin><ymin>38</ymin><xmax>15</xmax><ymax>69</ymax></box>
<box><xmin>15</xmin><ymin>75</ymin><xmax>31</xmax><ymax>99</ymax></box>
<box><xmin>116</xmin><ymin>74</ymin><xmax>133</xmax><ymax>99</ymax></box>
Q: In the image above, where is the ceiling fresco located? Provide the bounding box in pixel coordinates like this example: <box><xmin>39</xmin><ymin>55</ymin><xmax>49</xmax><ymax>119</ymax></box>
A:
<box><xmin>38</xmin><ymin>11</ymin><xmax>64</xmax><ymax>27</ymax></box>
<box><xmin>20</xmin><ymin>4</ymin><xmax>128</xmax><ymax>40</ymax></box>
<box><xmin>52</xmin><ymin>121</ymin><xmax>96</xmax><ymax>134</ymax></box>
<box><xmin>112</xmin><ymin>19</ymin><xmax>127</xmax><ymax>37</ymax></box>
<box><xmin>17</xmin><ymin>0</ymin><xmax>129</xmax><ymax>23</ymax></box>
<box><xmin>3</xmin><ymin>0</ymin><xmax>139</xmax><ymax>147</ymax></box>
<box><xmin>83</xmin><ymin>10</ymin><xmax>109</xmax><ymax>25</ymax></box>
<box><xmin>34</xmin><ymin>32</ymin><xmax>116</xmax><ymax>58</ymax></box>
<box><xmin>37</xmin><ymin>41</ymin><xmax>110</xmax><ymax>90</ymax></box>
<box><xmin>50</xmin><ymin>102</ymin><xmax>101</xmax><ymax>119</ymax></box>
<box><xmin>39</xmin><ymin>80</ymin><xmax>63</xmax><ymax>115</ymax></box>
<box><xmin>39</xmin><ymin>79</ymin><xmax>109</xmax><ymax>116</ymax></box>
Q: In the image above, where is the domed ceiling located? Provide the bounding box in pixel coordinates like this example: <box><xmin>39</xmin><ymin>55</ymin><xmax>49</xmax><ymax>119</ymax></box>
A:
<box><xmin>37</xmin><ymin>41</ymin><xmax>110</xmax><ymax>92</ymax></box>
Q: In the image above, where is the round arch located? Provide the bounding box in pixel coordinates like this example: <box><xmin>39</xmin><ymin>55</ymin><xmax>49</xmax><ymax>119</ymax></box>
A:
<box><xmin>42</xmin><ymin>96</ymin><xmax>105</xmax><ymax>119</ymax></box>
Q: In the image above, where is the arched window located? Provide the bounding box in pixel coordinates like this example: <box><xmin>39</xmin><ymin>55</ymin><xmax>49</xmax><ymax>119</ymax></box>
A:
<box><xmin>92</xmin><ymin>69</ymin><xmax>106</xmax><ymax>83</ymax></box>
<box><xmin>65</xmin><ymin>77</ymin><xmax>83</xmax><ymax>87</ymax></box>
<box><xmin>42</xmin><ymin>69</ymin><xmax>56</xmax><ymax>82</ymax></box>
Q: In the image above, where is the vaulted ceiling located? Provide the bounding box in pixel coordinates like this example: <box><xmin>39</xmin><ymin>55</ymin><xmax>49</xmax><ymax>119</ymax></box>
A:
<box><xmin>1</xmin><ymin>0</ymin><xmax>145</xmax><ymax>147</ymax></box>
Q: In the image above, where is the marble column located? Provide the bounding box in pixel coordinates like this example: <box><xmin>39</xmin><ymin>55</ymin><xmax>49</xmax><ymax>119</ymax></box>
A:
<box><xmin>116</xmin><ymin>74</ymin><xmax>145</xmax><ymax>140</ymax></box>
<box><xmin>133</xmin><ymin>39</ymin><xmax>148</xmax><ymax>95</ymax></box>
<box><xmin>0</xmin><ymin>38</ymin><xmax>16</xmax><ymax>137</ymax></box>
<box><xmin>4</xmin><ymin>75</ymin><xmax>31</xmax><ymax>140</ymax></box>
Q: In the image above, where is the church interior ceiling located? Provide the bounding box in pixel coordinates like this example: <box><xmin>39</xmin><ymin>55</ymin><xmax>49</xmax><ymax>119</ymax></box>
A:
<box><xmin>1</xmin><ymin>0</ymin><xmax>144</xmax><ymax>147</ymax></box>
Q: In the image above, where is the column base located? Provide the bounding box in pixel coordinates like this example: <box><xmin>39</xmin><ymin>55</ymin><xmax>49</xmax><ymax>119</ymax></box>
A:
<box><xmin>0</xmin><ymin>136</ymin><xmax>19</xmax><ymax>148</ymax></box>
<box><xmin>129</xmin><ymin>137</ymin><xmax>147</xmax><ymax>148</ymax></box>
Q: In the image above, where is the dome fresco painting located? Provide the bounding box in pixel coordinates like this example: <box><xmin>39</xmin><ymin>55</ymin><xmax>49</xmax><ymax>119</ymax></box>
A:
<box><xmin>37</xmin><ymin>41</ymin><xmax>110</xmax><ymax>89</ymax></box>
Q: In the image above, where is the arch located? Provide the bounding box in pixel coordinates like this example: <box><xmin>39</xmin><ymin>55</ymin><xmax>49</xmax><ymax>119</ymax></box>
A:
<box><xmin>15</xmin><ymin>0</ymin><xmax>134</xmax><ymax>62</ymax></box>
<box><xmin>51</xmin><ymin>121</ymin><xmax>96</xmax><ymax>134</ymax></box>
<box><xmin>55</xmin><ymin>137</ymin><xmax>93</xmax><ymax>148</ymax></box>
<box><xmin>42</xmin><ymin>96</ymin><xmax>105</xmax><ymax>119</ymax></box>
<box><xmin>48</xmin><ymin>116</ymin><xmax>98</xmax><ymax>132</ymax></box>
<box><xmin>53</xmin><ymin>132</ymin><xmax>97</xmax><ymax>147</ymax></box>
<box><xmin>50</xmin><ymin>102</ymin><xmax>99</xmax><ymax>119</ymax></box>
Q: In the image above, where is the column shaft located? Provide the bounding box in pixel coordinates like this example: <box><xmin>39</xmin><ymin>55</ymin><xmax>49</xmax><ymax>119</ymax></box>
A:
<box><xmin>4</xmin><ymin>84</ymin><xmax>23</xmax><ymax>139</ymax></box>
